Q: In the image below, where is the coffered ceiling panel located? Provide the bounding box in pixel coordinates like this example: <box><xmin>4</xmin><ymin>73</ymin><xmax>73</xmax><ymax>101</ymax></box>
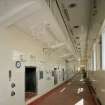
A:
<box><xmin>4</xmin><ymin>0</ymin><xmax>73</xmax><ymax>59</ymax></box>
<box><xmin>0</xmin><ymin>0</ymin><xmax>93</xmax><ymax>62</ymax></box>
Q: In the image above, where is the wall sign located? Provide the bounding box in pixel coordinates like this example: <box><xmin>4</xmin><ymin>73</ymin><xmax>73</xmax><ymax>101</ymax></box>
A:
<box><xmin>39</xmin><ymin>71</ymin><xmax>43</xmax><ymax>79</ymax></box>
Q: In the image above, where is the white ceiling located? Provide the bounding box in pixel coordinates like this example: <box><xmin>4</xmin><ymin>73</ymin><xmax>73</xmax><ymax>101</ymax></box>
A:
<box><xmin>61</xmin><ymin>0</ymin><xmax>91</xmax><ymax>59</ymax></box>
<box><xmin>0</xmin><ymin>0</ymin><xmax>92</xmax><ymax>62</ymax></box>
<box><xmin>13</xmin><ymin>0</ymin><xmax>71</xmax><ymax>56</ymax></box>
<box><xmin>0</xmin><ymin>0</ymin><xmax>29</xmax><ymax>17</ymax></box>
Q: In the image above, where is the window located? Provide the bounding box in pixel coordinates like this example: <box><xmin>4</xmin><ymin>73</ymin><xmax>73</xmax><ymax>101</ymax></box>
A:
<box><xmin>99</xmin><ymin>36</ymin><xmax>102</xmax><ymax>69</ymax></box>
<box><xmin>91</xmin><ymin>54</ymin><xmax>93</xmax><ymax>70</ymax></box>
<box><xmin>93</xmin><ymin>44</ymin><xmax>96</xmax><ymax>71</ymax></box>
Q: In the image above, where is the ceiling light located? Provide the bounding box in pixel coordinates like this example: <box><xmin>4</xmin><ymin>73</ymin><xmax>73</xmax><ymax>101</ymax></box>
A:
<box><xmin>76</xmin><ymin>36</ymin><xmax>79</xmax><ymax>39</ymax></box>
<box><xmin>80</xmin><ymin>65</ymin><xmax>85</xmax><ymax>67</ymax></box>
<box><xmin>92</xmin><ymin>11</ymin><xmax>97</xmax><ymax>16</ymax></box>
<box><xmin>69</xmin><ymin>3</ymin><xmax>77</xmax><ymax>8</ymax></box>
<box><xmin>74</xmin><ymin>26</ymin><xmax>79</xmax><ymax>28</ymax></box>
<box><xmin>92</xmin><ymin>9</ymin><xmax>97</xmax><ymax>16</ymax></box>
<box><xmin>77</xmin><ymin>43</ymin><xmax>80</xmax><ymax>46</ymax></box>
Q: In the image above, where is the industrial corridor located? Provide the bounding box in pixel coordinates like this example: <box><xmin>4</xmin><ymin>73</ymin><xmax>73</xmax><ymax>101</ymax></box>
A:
<box><xmin>29</xmin><ymin>73</ymin><xmax>99</xmax><ymax>105</ymax></box>
<box><xmin>0</xmin><ymin>0</ymin><xmax>105</xmax><ymax>105</ymax></box>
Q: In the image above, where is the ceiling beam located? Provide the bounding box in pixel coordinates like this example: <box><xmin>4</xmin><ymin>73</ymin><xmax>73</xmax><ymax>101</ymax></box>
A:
<box><xmin>50</xmin><ymin>43</ymin><xmax>65</xmax><ymax>49</ymax></box>
<box><xmin>0</xmin><ymin>1</ymin><xmax>42</xmax><ymax>27</ymax></box>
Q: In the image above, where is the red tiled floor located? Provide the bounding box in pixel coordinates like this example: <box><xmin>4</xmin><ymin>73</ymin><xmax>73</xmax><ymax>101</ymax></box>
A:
<box><xmin>25</xmin><ymin>92</ymin><xmax>37</xmax><ymax>101</ymax></box>
<box><xmin>29</xmin><ymin>74</ymin><xmax>99</xmax><ymax>105</ymax></box>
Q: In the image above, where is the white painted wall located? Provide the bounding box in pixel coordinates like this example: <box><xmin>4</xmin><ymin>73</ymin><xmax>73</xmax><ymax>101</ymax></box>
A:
<box><xmin>88</xmin><ymin>71</ymin><xmax>105</xmax><ymax>105</ymax></box>
<box><xmin>66</xmin><ymin>62</ymin><xmax>75</xmax><ymax>78</ymax></box>
<box><xmin>102</xmin><ymin>32</ymin><xmax>105</xmax><ymax>70</ymax></box>
<box><xmin>93</xmin><ymin>44</ymin><xmax>97</xmax><ymax>71</ymax></box>
<box><xmin>0</xmin><ymin>26</ymin><xmax>74</xmax><ymax>105</ymax></box>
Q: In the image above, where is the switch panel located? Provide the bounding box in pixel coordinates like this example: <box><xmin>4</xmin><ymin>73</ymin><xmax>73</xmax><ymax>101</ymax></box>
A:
<box><xmin>11</xmin><ymin>91</ymin><xmax>15</xmax><ymax>96</ymax></box>
<box><xmin>9</xmin><ymin>70</ymin><xmax>12</xmax><ymax>81</ymax></box>
<box><xmin>11</xmin><ymin>82</ymin><xmax>16</xmax><ymax>88</ymax></box>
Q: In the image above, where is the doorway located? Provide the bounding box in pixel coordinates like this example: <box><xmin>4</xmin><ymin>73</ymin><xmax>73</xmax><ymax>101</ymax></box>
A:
<box><xmin>62</xmin><ymin>69</ymin><xmax>65</xmax><ymax>81</ymax></box>
<box><xmin>25</xmin><ymin>66</ymin><xmax>37</xmax><ymax>100</ymax></box>
<box><xmin>54</xmin><ymin>68</ymin><xmax>58</xmax><ymax>85</ymax></box>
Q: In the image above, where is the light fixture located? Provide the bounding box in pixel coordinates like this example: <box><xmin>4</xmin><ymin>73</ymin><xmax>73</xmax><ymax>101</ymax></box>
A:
<box><xmin>77</xmin><ymin>43</ymin><xmax>80</xmax><ymax>46</ymax></box>
<box><xmin>69</xmin><ymin>3</ymin><xmax>77</xmax><ymax>8</ymax></box>
<box><xmin>92</xmin><ymin>9</ymin><xmax>97</xmax><ymax>16</ymax></box>
<box><xmin>74</xmin><ymin>25</ymin><xmax>79</xmax><ymax>28</ymax></box>
<box><xmin>78</xmin><ymin>48</ymin><xmax>81</xmax><ymax>50</ymax></box>
<box><xmin>76</xmin><ymin>36</ymin><xmax>79</xmax><ymax>39</ymax></box>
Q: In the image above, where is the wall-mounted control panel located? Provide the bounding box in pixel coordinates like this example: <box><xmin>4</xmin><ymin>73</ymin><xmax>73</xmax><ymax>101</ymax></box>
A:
<box><xmin>11</xmin><ymin>90</ymin><xmax>15</xmax><ymax>96</ymax></box>
<box><xmin>11</xmin><ymin>82</ymin><xmax>16</xmax><ymax>88</ymax></box>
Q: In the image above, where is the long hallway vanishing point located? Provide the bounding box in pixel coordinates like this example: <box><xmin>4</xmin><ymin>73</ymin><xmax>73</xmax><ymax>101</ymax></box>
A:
<box><xmin>0</xmin><ymin>0</ymin><xmax>105</xmax><ymax>105</ymax></box>
<box><xmin>29</xmin><ymin>73</ymin><xmax>99</xmax><ymax>105</ymax></box>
